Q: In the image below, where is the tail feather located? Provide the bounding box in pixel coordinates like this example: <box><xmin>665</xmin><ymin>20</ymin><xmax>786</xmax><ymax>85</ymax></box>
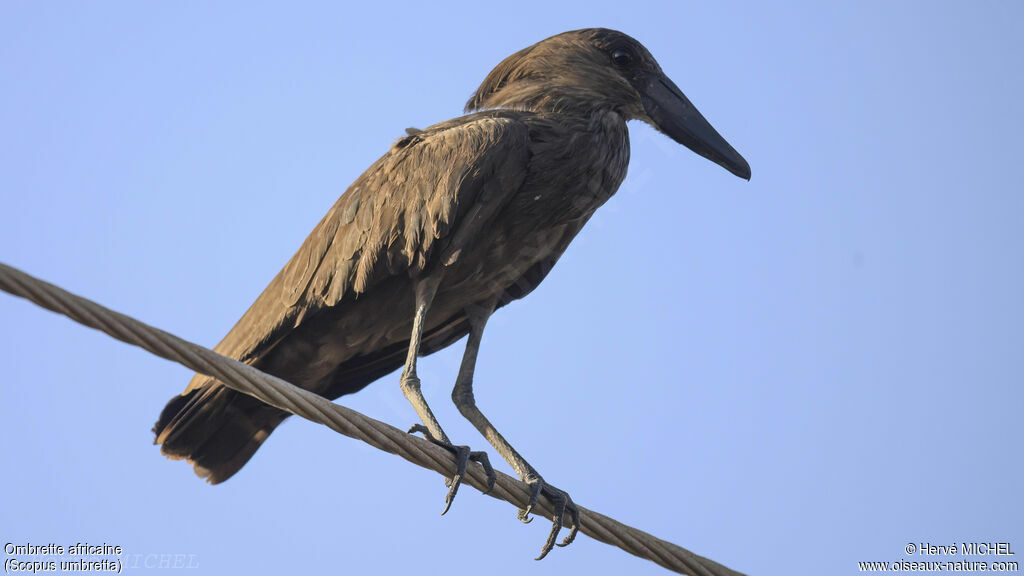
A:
<box><xmin>153</xmin><ymin>383</ymin><xmax>287</xmax><ymax>484</ymax></box>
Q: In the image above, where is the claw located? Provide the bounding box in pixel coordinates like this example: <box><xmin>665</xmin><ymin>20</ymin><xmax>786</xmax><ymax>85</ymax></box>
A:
<box><xmin>519</xmin><ymin>477</ymin><xmax>544</xmax><ymax>523</ymax></box>
<box><xmin>441</xmin><ymin>443</ymin><xmax>473</xmax><ymax>515</ymax></box>
<box><xmin>407</xmin><ymin>423</ymin><xmax>433</xmax><ymax>439</ymax></box>
<box><xmin>518</xmin><ymin>476</ymin><xmax>578</xmax><ymax>561</ymax></box>
<box><xmin>556</xmin><ymin>504</ymin><xmax>580</xmax><ymax>547</ymax></box>
<box><xmin>407</xmin><ymin>423</ymin><xmax>495</xmax><ymax>514</ymax></box>
<box><xmin>535</xmin><ymin>492</ymin><xmax>565</xmax><ymax>561</ymax></box>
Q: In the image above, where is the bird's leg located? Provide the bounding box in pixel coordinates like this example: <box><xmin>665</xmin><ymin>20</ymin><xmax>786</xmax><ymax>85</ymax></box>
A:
<box><xmin>400</xmin><ymin>276</ymin><xmax>448</xmax><ymax>441</ymax></box>
<box><xmin>401</xmin><ymin>276</ymin><xmax>495</xmax><ymax>514</ymax></box>
<box><xmin>452</xmin><ymin>300</ymin><xmax>580</xmax><ymax>560</ymax></box>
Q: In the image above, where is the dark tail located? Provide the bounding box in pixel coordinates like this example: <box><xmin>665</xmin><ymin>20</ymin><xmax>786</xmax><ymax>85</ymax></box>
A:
<box><xmin>153</xmin><ymin>383</ymin><xmax>289</xmax><ymax>484</ymax></box>
<box><xmin>152</xmin><ymin>311</ymin><xmax>478</xmax><ymax>484</ymax></box>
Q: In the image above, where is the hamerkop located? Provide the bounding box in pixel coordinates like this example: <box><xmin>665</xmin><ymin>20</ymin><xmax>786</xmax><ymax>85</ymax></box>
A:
<box><xmin>154</xmin><ymin>28</ymin><xmax>750</xmax><ymax>558</ymax></box>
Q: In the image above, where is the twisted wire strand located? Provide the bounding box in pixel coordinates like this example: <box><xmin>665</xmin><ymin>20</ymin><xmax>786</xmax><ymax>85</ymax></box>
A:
<box><xmin>0</xmin><ymin>261</ymin><xmax>746</xmax><ymax>576</ymax></box>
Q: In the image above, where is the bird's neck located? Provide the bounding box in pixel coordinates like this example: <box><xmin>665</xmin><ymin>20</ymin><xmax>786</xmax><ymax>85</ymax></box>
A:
<box><xmin>474</xmin><ymin>82</ymin><xmax>621</xmax><ymax>118</ymax></box>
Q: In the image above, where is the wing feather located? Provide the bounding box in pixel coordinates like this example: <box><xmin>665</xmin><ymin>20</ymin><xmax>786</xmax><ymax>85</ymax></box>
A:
<box><xmin>195</xmin><ymin>113</ymin><xmax>529</xmax><ymax>380</ymax></box>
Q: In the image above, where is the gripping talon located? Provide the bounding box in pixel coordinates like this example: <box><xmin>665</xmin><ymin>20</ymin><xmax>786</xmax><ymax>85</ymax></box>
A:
<box><xmin>535</xmin><ymin>493</ymin><xmax>566</xmax><ymax>561</ymax></box>
<box><xmin>556</xmin><ymin>503</ymin><xmax>580</xmax><ymax>547</ymax></box>
<box><xmin>518</xmin><ymin>476</ymin><xmax>578</xmax><ymax>560</ymax></box>
<box><xmin>519</xmin><ymin>478</ymin><xmax>544</xmax><ymax>523</ymax></box>
<box><xmin>470</xmin><ymin>451</ymin><xmax>496</xmax><ymax>494</ymax></box>
<box><xmin>408</xmin><ymin>423</ymin><xmax>434</xmax><ymax>441</ymax></box>
<box><xmin>406</xmin><ymin>423</ymin><xmax>495</xmax><ymax>515</ymax></box>
<box><xmin>441</xmin><ymin>444</ymin><xmax>471</xmax><ymax>515</ymax></box>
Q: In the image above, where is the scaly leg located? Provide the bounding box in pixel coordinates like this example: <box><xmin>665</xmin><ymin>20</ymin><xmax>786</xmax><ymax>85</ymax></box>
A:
<box><xmin>401</xmin><ymin>276</ymin><xmax>495</xmax><ymax>514</ymax></box>
<box><xmin>451</xmin><ymin>300</ymin><xmax>580</xmax><ymax>560</ymax></box>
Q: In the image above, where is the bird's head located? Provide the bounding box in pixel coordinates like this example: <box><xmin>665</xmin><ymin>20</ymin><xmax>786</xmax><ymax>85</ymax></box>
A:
<box><xmin>466</xmin><ymin>28</ymin><xmax>750</xmax><ymax>180</ymax></box>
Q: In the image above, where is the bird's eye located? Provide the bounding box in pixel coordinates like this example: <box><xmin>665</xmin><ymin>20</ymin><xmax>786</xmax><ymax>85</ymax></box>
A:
<box><xmin>611</xmin><ymin>48</ymin><xmax>633</xmax><ymax>67</ymax></box>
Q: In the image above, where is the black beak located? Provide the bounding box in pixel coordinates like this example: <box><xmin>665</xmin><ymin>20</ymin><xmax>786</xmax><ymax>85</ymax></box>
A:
<box><xmin>640</xmin><ymin>74</ymin><xmax>751</xmax><ymax>180</ymax></box>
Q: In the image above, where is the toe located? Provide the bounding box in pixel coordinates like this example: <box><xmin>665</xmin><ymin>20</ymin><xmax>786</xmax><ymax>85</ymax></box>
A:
<box><xmin>441</xmin><ymin>445</ymin><xmax>472</xmax><ymax>515</ymax></box>
<box><xmin>556</xmin><ymin>501</ymin><xmax>580</xmax><ymax>547</ymax></box>
<box><xmin>469</xmin><ymin>451</ymin><xmax>496</xmax><ymax>495</ymax></box>
<box><xmin>535</xmin><ymin>490</ymin><xmax>566</xmax><ymax>561</ymax></box>
<box><xmin>519</xmin><ymin>478</ymin><xmax>544</xmax><ymax>523</ymax></box>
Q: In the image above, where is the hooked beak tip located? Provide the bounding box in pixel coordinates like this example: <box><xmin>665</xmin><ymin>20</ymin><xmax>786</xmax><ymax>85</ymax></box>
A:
<box><xmin>734</xmin><ymin>158</ymin><xmax>752</xmax><ymax>181</ymax></box>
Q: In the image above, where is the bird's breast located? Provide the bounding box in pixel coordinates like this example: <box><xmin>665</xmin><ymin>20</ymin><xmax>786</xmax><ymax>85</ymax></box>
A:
<box><xmin>435</xmin><ymin>111</ymin><xmax>631</xmax><ymax>309</ymax></box>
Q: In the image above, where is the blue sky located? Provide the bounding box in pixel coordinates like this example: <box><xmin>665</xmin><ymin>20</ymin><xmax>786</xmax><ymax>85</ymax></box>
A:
<box><xmin>1</xmin><ymin>2</ymin><xmax>1021</xmax><ymax>575</ymax></box>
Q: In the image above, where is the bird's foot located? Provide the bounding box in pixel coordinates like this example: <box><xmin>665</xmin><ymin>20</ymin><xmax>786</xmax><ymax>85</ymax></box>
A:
<box><xmin>407</xmin><ymin>424</ymin><xmax>496</xmax><ymax>514</ymax></box>
<box><xmin>518</xmin><ymin>474</ymin><xmax>581</xmax><ymax>560</ymax></box>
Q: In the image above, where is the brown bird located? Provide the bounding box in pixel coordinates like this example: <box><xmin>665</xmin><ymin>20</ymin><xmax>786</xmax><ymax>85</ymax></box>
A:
<box><xmin>154</xmin><ymin>27</ymin><xmax>750</xmax><ymax>558</ymax></box>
